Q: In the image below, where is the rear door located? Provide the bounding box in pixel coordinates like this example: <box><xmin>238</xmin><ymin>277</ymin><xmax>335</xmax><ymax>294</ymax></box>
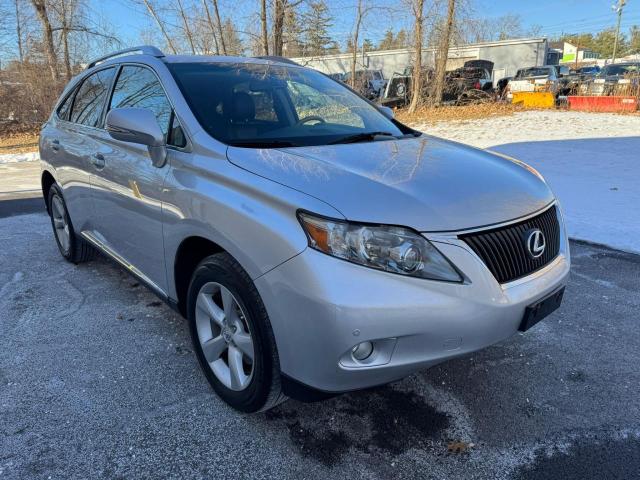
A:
<box><xmin>42</xmin><ymin>67</ymin><xmax>116</xmax><ymax>233</ymax></box>
<box><xmin>89</xmin><ymin>64</ymin><xmax>185</xmax><ymax>294</ymax></box>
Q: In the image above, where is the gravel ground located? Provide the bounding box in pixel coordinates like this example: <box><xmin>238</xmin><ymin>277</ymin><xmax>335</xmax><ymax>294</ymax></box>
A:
<box><xmin>1</xmin><ymin>210</ymin><xmax>639</xmax><ymax>480</ymax></box>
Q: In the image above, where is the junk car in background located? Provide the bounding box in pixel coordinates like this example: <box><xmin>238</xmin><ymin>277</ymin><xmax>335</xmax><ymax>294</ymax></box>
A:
<box><xmin>505</xmin><ymin>66</ymin><xmax>563</xmax><ymax>100</ymax></box>
<box><xmin>343</xmin><ymin>69</ymin><xmax>386</xmax><ymax>99</ymax></box>
<box><xmin>382</xmin><ymin>59</ymin><xmax>494</xmax><ymax>107</ymax></box>
<box><xmin>580</xmin><ymin>62</ymin><xmax>640</xmax><ymax>96</ymax></box>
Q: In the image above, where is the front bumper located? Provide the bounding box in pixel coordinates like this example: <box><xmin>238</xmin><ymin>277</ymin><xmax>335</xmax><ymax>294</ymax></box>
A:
<box><xmin>255</xmin><ymin>213</ymin><xmax>570</xmax><ymax>393</ymax></box>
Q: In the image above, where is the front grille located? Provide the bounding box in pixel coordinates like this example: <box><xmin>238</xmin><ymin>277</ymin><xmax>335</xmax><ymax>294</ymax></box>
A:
<box><xmin>460</xmin><ymin>205</ymin><xmax>560</xmax><ymax>284</ymax></box>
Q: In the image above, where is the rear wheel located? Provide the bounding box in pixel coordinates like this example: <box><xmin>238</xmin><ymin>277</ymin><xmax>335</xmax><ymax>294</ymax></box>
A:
<box><xmin>187</xmin><ymin>253</ymin><xmax>286</xmax><ymax>412</ymax></box>
<box><xmin>48</xmin><ymin>184</ymin><xmax>95</xmax><ymax>264</ymax></box>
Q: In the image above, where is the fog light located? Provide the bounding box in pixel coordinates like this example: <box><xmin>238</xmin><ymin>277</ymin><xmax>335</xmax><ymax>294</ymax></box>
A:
<box><xmin>351</xmin><ymin>341</ymin><xmax>373</xmax><ymax>361</ymax></box>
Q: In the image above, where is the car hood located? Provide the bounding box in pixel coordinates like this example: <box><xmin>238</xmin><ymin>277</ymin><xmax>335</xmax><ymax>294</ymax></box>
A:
<box><xmin>226</xmin><ymin>135</ymin><xmax>554</xmax><ymax>232</ymax></box>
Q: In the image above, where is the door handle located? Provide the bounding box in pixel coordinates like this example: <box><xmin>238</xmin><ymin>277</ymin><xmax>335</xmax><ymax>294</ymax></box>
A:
<box><xmin>91</xmin><ymin>153</ymin><xmax>105</xmax><ymax>169</ymax></box>
<box><xmin>50</xmin><ymin>139</ymin><xmax>60</xmax><ymax>152</ymax></box>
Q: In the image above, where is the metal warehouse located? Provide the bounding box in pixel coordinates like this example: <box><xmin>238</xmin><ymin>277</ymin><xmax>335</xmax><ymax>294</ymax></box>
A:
<box><xmin>291</xmin><ymin>37</ymin><xmax>550</xmax><ymax>82</ymax></box>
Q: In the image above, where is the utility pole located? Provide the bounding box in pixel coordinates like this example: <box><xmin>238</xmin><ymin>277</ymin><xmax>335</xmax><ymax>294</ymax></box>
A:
<box><xmin>611</xmin><ymin>0</ymin><xmax>626</xmax><ymax>64</ymax></box>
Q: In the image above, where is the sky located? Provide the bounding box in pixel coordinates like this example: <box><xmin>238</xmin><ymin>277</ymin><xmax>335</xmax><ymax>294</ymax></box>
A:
<box><xmin>3</xmin><ymin>0</ymin><xmax>640</xmax><ymax>62</ymax></box>
<box><xmin>94</xmin><ymin>0</ymin><xmax>640</xmax><ymax>48</ymax></box>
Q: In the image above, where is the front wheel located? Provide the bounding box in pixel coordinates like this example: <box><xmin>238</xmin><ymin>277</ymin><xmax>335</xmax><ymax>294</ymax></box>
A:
<box><xmin>187</xmin><ymin>253</ymin><xmax>286</xmax><ymax>412</ymax></box>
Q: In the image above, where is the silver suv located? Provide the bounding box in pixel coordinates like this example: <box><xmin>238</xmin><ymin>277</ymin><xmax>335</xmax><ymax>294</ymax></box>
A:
<box><xmin>40</xmin><ymin>46</ymin><xmax>570</xmax><ymax>412</ymax></box>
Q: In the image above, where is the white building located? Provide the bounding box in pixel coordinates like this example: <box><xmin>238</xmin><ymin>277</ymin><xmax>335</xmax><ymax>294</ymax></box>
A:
<box><xmin>291</xmin><ymin>37</ymin><xmax>550</xmax><ymax>82</ymax></box>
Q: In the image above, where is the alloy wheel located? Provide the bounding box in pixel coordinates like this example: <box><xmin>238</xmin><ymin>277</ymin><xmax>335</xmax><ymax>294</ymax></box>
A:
<box><xmin>195</xmin><ymin>282</ymin><xmax>255</xmax><ymax>391</ymax></box>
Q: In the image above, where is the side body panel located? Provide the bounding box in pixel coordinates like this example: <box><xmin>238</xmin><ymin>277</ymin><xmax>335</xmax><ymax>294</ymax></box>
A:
<box><xmin>88</xmin><ymin>130</ymin><xmax>169</xmax><ymax>292</ymax></box>
<box><xmin>40</xmin><ymin>119</ymin><xmax>97</xmax><ymax>231</ymax></box>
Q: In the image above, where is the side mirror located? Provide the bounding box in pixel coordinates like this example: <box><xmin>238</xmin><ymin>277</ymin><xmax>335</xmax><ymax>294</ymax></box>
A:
<box><xmin>378</xmin><ymin>105</ymin><xmax>395</xmax><ymax>120</ymax></box>
<box><xmin>105</xmin><ymin>107</ymin><xmax>167</xmax><ymax>168</ymax></box>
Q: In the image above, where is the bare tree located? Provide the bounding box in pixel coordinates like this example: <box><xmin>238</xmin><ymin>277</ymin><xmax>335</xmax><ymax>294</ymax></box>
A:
<box><xmin>201</xmin><ymin>0</ymin><xmax>220</xmax><ymax>54</ymax></box>
<box><xmin>30</xmin><ymin>0</ymin><xmax>58</xmax><ymax>80</ymax></box>
<box><xmin>14</xmin><ymin>0</ymin><xmax>24</xmax><ymax>62</ymax></box>
<box><xmin>141</xmin><ymin>0</ymin><xmax>177</xmax><ymax>54</ymax></box>
<box><xmin>211</xmin><ymin>0</ymin><xmax>226</xmax><ymax>54</ymax></box>
<box><xmin>407</xmin><ymin>0</ymin><xmax>425</xmax><ymax>113</ymax></box>
<box><xmin>273</xmin><ymin>0</ymin><xmax>284</xmax><ymax>56</ymax></box>
<box><xmin>176</xmin><ymin>0</ymin><xmax>196</xmax><ymax>54</ymax></box>
<box><xmin>260</xmin><ymin>0</ymin><xmax>268</xmax><ymax>55</ymax></box>
<box><xmin>431</xmin><ymin>0</ymin><xmax>455</xmax><ymax>106</ymax></box>
<box><xmin>349</xmin><ymin>0</ymin><xmax>371</xmax><ymax>88</ymax></box>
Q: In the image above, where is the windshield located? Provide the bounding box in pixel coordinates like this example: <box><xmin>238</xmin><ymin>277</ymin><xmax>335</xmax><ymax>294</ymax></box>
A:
<box><xmin>601</xmin><ymin>64</ymin><xmax>640</xmax><ymax>77</ymax></box>
<box><xmin>169</xmin><ymin>62</ymin><xmax>404</xmax><ymax>147</ymax></box>
<box><xmin>515</xmin><ymin>67</ymin><xmax>552</xmax><ymax>79</ymax></box>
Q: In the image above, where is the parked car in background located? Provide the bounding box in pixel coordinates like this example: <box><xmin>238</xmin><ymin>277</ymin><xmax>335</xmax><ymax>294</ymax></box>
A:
<box><xmin>327</xmin><ymin>72</ymin><xmax>345</xmax><ymax>83</ymax></box>
<box><xmin>506</xmin><ymin>66</ymin><xmax>563</xmax><ymax>99</ymax></box>
<box><xmin>382</xmin><ymin>66</ymin><xmax>435</xmax><ymax>107</ymax></box>
<box><xmin>383</xmin><ymin>59</ymin><xmax>494</xmax><ymax>107</ymax></box>
<box><xmin>443</xmin><ymin>61</ymin><xmax>494</xmax><ymax>102</ymax></box>
<box><xmin>582</xmin><ymin>62</ymin><xmax>640</xmax><ymax>96</ymax></box>
<box><xmin>496</xmin><ymin>76</ymin><xmax>513</xmax><ymax>99</ymax></box>
<box><xmin>574</xmin><ymin>65</ymin><xmax>601</xmax><ymax>78</ymax></box>
<box><xmin>40</xmin><ymin>46</ymin><xmax>570</xmax><ymax>413</ymax></box>
<box><xmin>343</xmin><ymin>69</ymin><xmax>386</xmax><ymax>99</ymax></box>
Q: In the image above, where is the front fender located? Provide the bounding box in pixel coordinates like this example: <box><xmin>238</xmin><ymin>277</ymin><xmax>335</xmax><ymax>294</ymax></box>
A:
<box><xmin>161</xmin><ymin>147</ymin><xmax>343</xmax><ymax>300</ymax></box>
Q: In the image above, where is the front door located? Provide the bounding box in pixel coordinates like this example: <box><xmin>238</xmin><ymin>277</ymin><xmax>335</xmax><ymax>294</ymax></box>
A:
<box><xmin>89</xmin><ymin>65</ymin><xmax>177</xmax><ymax>295</ymax></box>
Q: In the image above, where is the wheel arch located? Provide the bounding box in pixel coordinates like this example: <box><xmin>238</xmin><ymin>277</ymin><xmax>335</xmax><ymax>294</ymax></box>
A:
<box><xmin>41</xmin><ymin>170</ymin><xmax>56</xmax><ymax>214</ymax></box>
<box><xmin>173</xmin><ymin>235</ymin><xmax>226</xmax><ymax>317</ymax></box>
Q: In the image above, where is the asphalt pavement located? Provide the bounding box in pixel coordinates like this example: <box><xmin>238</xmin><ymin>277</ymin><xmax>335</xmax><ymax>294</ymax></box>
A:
<box><xmin>1</xmin><ymin>210</ymin><xmax>639</xmax><ymax>480</ymax></box>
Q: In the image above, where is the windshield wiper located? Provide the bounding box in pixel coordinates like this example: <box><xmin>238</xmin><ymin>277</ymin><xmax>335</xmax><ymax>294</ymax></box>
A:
<box><xmin>328</xmin><ymin>131</ymin><xmax>398</xmax><ymax>145</ymax></box>
<box><xmin>227</xmin><ymin>139</ymin><xmax>301</xmax><ymax>148</ymax></box>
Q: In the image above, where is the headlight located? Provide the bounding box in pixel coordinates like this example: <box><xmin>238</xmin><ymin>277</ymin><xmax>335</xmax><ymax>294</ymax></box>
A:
<box><xmin>298</xmin><ymin>212</ymin><xmax>463</xmax><ymax>282</ymax></box>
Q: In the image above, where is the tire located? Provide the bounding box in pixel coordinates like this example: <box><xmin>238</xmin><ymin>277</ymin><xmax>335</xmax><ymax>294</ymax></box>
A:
<box><xmin>187</xmin><ymin>253</ymin><xmax>286</xmax><ymax>413</ymax></box>
<box><xmin>48</xmin><ymin>184</ymin><xmax>96</xmax><ymax>264</ymax></box>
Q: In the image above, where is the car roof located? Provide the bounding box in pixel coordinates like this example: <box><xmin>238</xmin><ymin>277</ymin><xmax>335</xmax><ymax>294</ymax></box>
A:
<box><xmin>604</xmin><ymin>62</ymin><xmax>640</xmax><ymax>67</ymax></box>
<box><xmin>87</xmin><ymin>52</ymin><xmax>304</xmax><ymax>74</ymax></box>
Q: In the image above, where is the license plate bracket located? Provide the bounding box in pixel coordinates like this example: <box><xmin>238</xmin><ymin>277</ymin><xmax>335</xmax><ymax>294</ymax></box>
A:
<box><xmin>519</xmin><ymin>286</ymin><xmax>565</xmax><ymax>332</ymax></box>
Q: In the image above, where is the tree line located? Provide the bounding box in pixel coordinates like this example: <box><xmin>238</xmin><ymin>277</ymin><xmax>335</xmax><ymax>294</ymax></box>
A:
<box><xmin>1</xmin><ymin>0</ymin><xmax>640</xmax><ymax>129</ymax></box>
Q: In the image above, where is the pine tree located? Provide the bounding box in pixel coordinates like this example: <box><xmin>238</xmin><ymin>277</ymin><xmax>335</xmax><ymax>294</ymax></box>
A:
<box><xmin>379</xmin><ymin>29</ymin><xmax>395</xmax><ymax>50</ymax></box>
<box><xmin>394</xmin><ymin>29</ymin><xmax>408</xmax><ymax>48</ymax></box>
<box><xmin>301</xmin><ymin>1</ymin><xmax>333</xmax><ymax>56</ymax></box>
<box><xmin>283</xmin><ymin>7</ymin><xmax>304</xmax><ymax>57</ymax></box>
<box><xmin>222</xmin><ymin>19</ymin><xmax>244</xmax><ymax>55</ymax></box>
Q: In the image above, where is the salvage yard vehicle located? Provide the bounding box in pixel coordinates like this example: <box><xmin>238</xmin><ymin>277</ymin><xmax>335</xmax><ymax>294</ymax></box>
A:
<box><xmin>506</xmin><ymin>66</ymin><xmax>563</xmax><ymax>100</ymax></box>
<box><xmin>383</xmin><ymin>59</ymin><xmax>494</xmax><ymax>107</ymax></box>
<box><xmin>343</xmin><ymin>69</ymin><xmax>386</xmax><ymax>99</ymax></box>
<box><xmin>382</xmin><ymin>65</ymin><xmax>435</xmax><ymax>107</ymax></box>
<box><xmin>581</xmin><ymin>62</ymin><xmax>640</xmax><ymax>96</ymax></box>
<box><xmin>443</xmin><ymin>60</ymin><xmax>494</xmax><ymax>103</ymax></box>
<box><xmin>40</xmin><ymin>46</ymin><xmax>570</xmax><ymax>413</ymax></box>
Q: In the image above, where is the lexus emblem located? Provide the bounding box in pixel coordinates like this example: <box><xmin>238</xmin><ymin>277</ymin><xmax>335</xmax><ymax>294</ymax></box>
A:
<box><xmin>525</xmin><ymin>229</ymin><xmax>546</xmax><ymax>259</ymax></box>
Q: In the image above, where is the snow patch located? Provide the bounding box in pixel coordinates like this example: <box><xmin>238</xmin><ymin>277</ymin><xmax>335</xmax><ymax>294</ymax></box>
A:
<box><xmin>415</xmin><ymin>111</ymin><xmax>640</xmax><ymax>254</ymax></box>
<box><xmin>0</xmin><ymin>152</ymin><xmax>39</xmax><ymax>164</ymax></box>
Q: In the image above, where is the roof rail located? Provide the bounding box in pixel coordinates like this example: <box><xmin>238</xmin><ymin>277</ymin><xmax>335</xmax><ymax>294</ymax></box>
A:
<box><xmin>253</xmin><ymin>55</ymin><xmax>300</xmax><ymax>66</ymax></box>
<box><xmin>86</xmin><ymin>46</ymin><xmax>164</xmax><ymax>69</ymax></box>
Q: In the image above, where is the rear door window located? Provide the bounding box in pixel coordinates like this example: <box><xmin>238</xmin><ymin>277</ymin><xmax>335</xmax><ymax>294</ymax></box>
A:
<box><xmin>70</xmin><ymin>68</ymin><xmax>116</xmax><ymax>127</ymax></box>
<box><xmin>109</xmin><ymin>65</ymin><xmax>172</xmax><ymax>137</ymax></box>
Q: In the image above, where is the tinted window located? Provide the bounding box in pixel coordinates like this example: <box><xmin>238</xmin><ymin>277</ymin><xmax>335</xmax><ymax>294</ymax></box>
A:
<box><xmin>109</xmin><ymin>66</ymin><xmax>172</xmax><ymax>136</ymax></box>
<box><xmin>70</xmin><ymin>68</ymin><xmax>115</xmax><ymax>127</ymax></box>
<box><xmin>57</xmin><ymin>87</ymin><xmax>77</xmax><ymax>121</ymax></box>
<box><xmin>602</xmin><ymin>64</ymin><xmax>640</xmax><ymax>76</ymax></box>
<box><xmin>515</xmin><ymin>67</ymin><xmax>553</xmax><ymax>79</ymax></box>
<box><xmin>168</xmin><ymin>114</ymin><xmax>187</xmax><ymax>148</ymax></box>
<box><xmin>168</xmin><ymin>62</ymin><xmax>404</xmax><ymax>147</ymax></box>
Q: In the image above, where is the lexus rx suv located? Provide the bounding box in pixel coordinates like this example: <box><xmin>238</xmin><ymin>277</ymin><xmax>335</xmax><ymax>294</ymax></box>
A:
<box><xmin>40</xmin><ymin>46</ymin><xmax>570</xmax><ymax>412</ymax></box>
